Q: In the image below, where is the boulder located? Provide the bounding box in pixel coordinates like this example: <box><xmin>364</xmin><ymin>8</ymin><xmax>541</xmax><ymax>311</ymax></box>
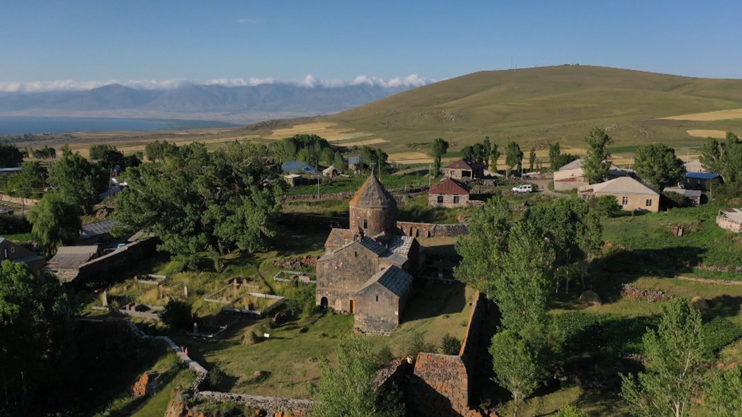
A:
<box><xmin>579</xmin><ymin>290</ymin><xmax>602</xmax><ymax>307</ymax></box>
<box><xmin>690</xmin><ymin>296</ymin><xmax>710</xmax><ymax>313</ymax></box>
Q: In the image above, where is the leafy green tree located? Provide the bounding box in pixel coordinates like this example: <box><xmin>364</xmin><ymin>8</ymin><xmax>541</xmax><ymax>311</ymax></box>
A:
<box><xmin>583</xmin><ymin>128</ymin><xmax>613</xmax><ymax>183</ymax></box>
<box><xmin>144</xmin><ymin>140</ymin><xmax>177</xmax><ymax>162</ymax></box>
<box><xmin>1</xmin><ymin>161</ymin><xmax>48</xmax><ymax>198</ymax></box>
<box><xmin>597</xmin><ymin>195</ymin><xmax>623</xmax><ymax>218</ymax></box>
<box><xmin>555</xmin><ymin>405</ymin><xmax>589</xmax><ymax>417</ymax></box>
<box><xmin>114</xmin><ymin>141</ymin><xmax>282</xmax><ymax>270</ymax></box>
<box><xmin>0</xmin><ymin>142</ymin><xmax>23</xmax><ymax>168</ymax></box>
<box><xmin>529</xmin><ymin>147</ymin><xmax>537</xmax><ymax>171</ymax></box>
<box><xmin>705</xmin><ymin>367</ymin><xmax>742</xmax><ymax>417</ymax></box>
<box><xmin>490</xmin><ymin>330</ymin><xmax>542</xmax><ymax>417</ymax></box>
<box><xmin>27</xmin><ymin>193</ymin><xmax>82</xmax><ymax>256</ymax></box>
<box><xmin>333</xmin><ymin>151</ymin><xmax>345</xmax><ymax>171</ymax></box>
<box><xmin>483</xmin><ymin>137</ymin><xmax>492</xmax><ymax>168</ymax></box>
<box><xmin>505</xmin><ymin>141</ymin><xmax>523</xmax><ymax>176</ymax></box>
<box><xmin>549</xmin><ymin>143</ymin><xmax>561</xmax><ymax>169</ymax></box>
<box><xmin>159</xmin><ymin>299</ymin><xmax>194</xmax><ymax>331</ymax></box>
<box><xmin>440</xmin><ymin>333</ymin><xmax>462</xmax><ymax>355</ymax></box>
<box><xmin>554</xmin><ymin>153</ymin><xmax>579</xmax><ymax>170</ymax></box>
<box><xmin>32</xmin><ymin>145</ymin><xmax>56</xmax><ymax>160</ymax></box>
<box><xmin>462</xmin><ymin>145</ymin><xmax>475</xmax><ymax>160</ymax></box>
<box><xmin>700</xmin><ymin>132</ymin><xmax>742</xmax><ymax>184</ymax></box>
<box><xmin>472</xmin><ymin>143</ymin><xmax>486</xmax><ymax>163</ymax></box>
<box><xmin>525</xmin><ymin>197</ymin><xmax>602</xmax><ymax>291</ymax></box>
<box><xmin>621</xmin><ymin>298</ymin><xmax>708</xmax><ymax>417</ymax></box>
<box><xmin>48</xmin><ymin>147</ymin><xmax>108</xmax><ymax>212</ymax></box>
<box><xmin>321</xmin><ymin>147</ymin><xmax>335</xmax><ymax>166</ymax></box>
<box><xmin>312</xmin><ymin>337</ymin><xmax>405</xmax><ymax>417</ymax></box>
<box><xmin>0</xmin><ymin>261</ymin><xmax>75</xmax><ymax>415</ymax></box>
<box><xmin>430</xmin><ymin>138</ymin><xmax>450</xmax><ymax>176</ymax></box>
<box><xmin>89</xmin><ymin>144</ymin><xmax>118</xmax><ymax>160</ymax></box>
<box><xmin>270</xmin><ymin>139</ymin><xmax>298</xmax><ymax>164</ymax></box>
<box><xmin>491</xmin><ymin>144</ymin><xmax>501</xmax><ymax>172</ymax></box>
<box><xmin>633</xmin><ymin>143</ymin><xmax>685</xmax><ymax>190</ymax></box>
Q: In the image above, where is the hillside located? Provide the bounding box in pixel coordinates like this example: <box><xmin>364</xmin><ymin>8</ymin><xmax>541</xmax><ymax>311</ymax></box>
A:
<box><xmin>245</xmin><ymin>65</ymin><xmax>742</xmax><ymax>164</ymax></box>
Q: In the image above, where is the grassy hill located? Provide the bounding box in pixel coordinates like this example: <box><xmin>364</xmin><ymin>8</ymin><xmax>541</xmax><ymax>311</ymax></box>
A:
<box><xmin>234</xmin><ymin>65</ymin><xmax>742</xmax><ymax>165</ymax></box>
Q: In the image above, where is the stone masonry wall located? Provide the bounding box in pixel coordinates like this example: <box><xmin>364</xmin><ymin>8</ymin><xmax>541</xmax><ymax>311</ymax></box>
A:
<box><xmin>717</xmin><ymin>215</ymin><xmax>742</xmax><ymax>233</ymax></box>
<box><xmin>397</xmin><ymin>221</ymin><xmax>469</xmax><ymax>238</ymax></box>
<box><xmin>0</xmin><ymin>193</ymin><xmax>39</xmax><ymax>207</ymax></box>
<box><xmin>410</xmin><ymin>354</ymin><xmax>482</xmax><ymax>417</ymax></box>
<box><xmin>72</xmin><ymin>237</ymin><xmax>159</xmax><ymax>285</ymax></box>
<box><xmin>428</xmin><ymin>193</ymin><xmax>470</xmax><ymax>208</ymax></box>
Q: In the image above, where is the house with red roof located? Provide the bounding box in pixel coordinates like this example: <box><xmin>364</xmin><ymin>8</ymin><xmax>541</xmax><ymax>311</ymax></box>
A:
<box><xmin>442</xmin><ymin>158</ymin><xmax>484</xmax><ymax>180</ymax></box>
<box><xmin>428</xmin><ymin>178</ymin><xmax>471</xmax><ymax>208</ymax></box>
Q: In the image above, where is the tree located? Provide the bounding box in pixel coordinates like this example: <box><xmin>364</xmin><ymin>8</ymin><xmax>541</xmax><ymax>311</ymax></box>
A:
<box><xmin>555</xmin><ymin>405</ymin><xmax>589</xmax><ymax>417</ymax></box>
<box><xmin>529</xmin><ymin>148</ymin><xmax>536</xmax><ymax>171</ymax></box>
<box><xmin>270</xmin><ymin>139</ymin><xmax>298</xmax><ymax>164</ymax></box>
<box><xmin>0</xmin><ymin>143</ymin><xmax>23</xmax><ymax>168</ymax></box>
<box><xmin>440</xmin><ymin>333</ymin><xmax>462</xmax><ymax>355</ymax></box>
<box><xmin>1</xmin><ymin>161</ymin><xmax>48</xmax><ymax>198</ymax></box>
<box><xmin>549</xmin><ymin>143</ymin><xmax>561</xmax><ymax>169</ymax></box>
<box><xmin>333</xmin><ymin>151</ymin><xmax>345</xmax><ymax>171</ymax></box>
<box><xmin>430</xmin><ymin>138</ymin><xmax>450</xmax><ymax>176</ymax></box>
<box><xmin>48</xmin><ymin>147</ymin><xmax>108</xmax><ymax>212</ymax></box>
<box><xmin>705</xmin><ymin>367</ymin><xmax>742</xmax><ymax>417</ymax></box>
<box><xmin>483</xmin><ymin>137</ymin><xmax>492</xmax><ymax>168</ymax></box>
<box><xmin>554</xmin><ymin>153</ymin><xmax>579</xmax><ymax>170</ymax></box>
<box><xmin>462</xmin><ymin>145</ymin><xmax>475</xmax><ymax>160</ymax></box>
<box><xmin>491</xmin><ymin>144</ymin><xmax>501</xmax><ymax>172</ymax></box>
<box><xmin>490</xmin><ymin>330</ymin><xmax>542</xmax><ymax>417</ymax></box>
<box><xmin>159</xmin><ymin>299</ymin><xmax>194</xmax><ymax>331</ymax></box>
<box><xmin>32</xmin><ymin>145</ymin><xmax>56</xmax><ymax>160</ymax></box>
<box><xmin>472</xmin><ymin>143</ymin><xmax>486</xmax><ymax>163</ymax></box>
<box><xmin>89</xmin><ymin>144</ymin><xmax>117</xmax><ymax>160</ymax></box>
<box><xmin>144</xmin><ymin>140</ymin><xmax>177</xmax><ymax>162</ymax></box>
<box><xmin>583</xmin><ymin>128</ymin><xmax>613</xmax><ymax>183</ymax></box>
<box><xmin>700</xmin><ymin>132</ymin><xmax>742</xmax><ymax>184</ymax></box>
<box><xmin>621</xmin><ymin>298</ymin><xmax>708</xmax><ymax>417</ymax></box>
<box><xmin>633</xmin><ymin>144</ymin><xmax>685</xmax><ymax>190</ymax></box>
<box><xmin>321</xmin><ymin>147</ymin><xmax>335</xmax><ymax>166</ymax></box>
<box><xmin>0</xmin><ymin>261</ymin><xmax>75</xmax><ymax>414</ymax></box>
<box><xmin>312</xmin><ymin>337</ymin><xmax>405</xmax><ymax>417</ymax></box>
<box><xmin>114</xmin><ymin>141</ymin><xmax>282</xmax><ymax>270</ymax></box>
<box><xmin>597</xmin><ymin>195</ymin><xmax>623</xmax><ymax>218</ymax></box>
<box><xmin>505</xmin><ymin>141</ymin><xmax>524</xmax><ymax>176</ymax></box>
<box><xmin>27</xmin><ymin>193</ymin><xmax>82</xmax><ymax>256</ymax></box>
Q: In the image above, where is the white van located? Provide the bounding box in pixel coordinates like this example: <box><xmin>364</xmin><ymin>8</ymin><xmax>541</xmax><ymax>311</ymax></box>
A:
<box><xmin>511</xmin><ymin>184</ymin><xmax>533</xmax><ymax>193</ymax></box>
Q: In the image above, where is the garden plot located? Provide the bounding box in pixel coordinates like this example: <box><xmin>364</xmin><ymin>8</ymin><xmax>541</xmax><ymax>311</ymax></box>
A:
<box><xmin>204</xmin><ymin>279</ymin><xmax>285</xmax><ymax>318</ymax></box>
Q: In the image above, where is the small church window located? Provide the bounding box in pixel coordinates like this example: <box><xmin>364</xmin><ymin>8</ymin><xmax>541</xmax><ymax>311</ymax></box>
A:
<box><xmin>354</xmin><ymin>251</ymin><xmax>358</xmax><ymax>257</ymax></box>
<box><xmin>376</xmin><ymin>295</ymin><xmax>379</xmax><ymax>302</ymax></box>
<box><xmin>363</xmin><ymin>219</ymin><xmax>368</xmax><ymax>229</ymax></box>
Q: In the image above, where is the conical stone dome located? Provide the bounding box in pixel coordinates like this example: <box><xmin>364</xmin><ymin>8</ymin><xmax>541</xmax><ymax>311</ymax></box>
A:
<box><xmin>349</xmin><ymin>174</ymin><xmax>398</xmax><ymax>237</ymax></box>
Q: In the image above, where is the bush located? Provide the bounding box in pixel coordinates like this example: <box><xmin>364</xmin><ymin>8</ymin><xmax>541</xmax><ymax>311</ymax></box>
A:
<box><xmin>597</xmin><ymin>195</ymin><xmax>622</xmax><ymax>218</ymax></box>
<box><xmin>661</xmin><ymin>191</ymin><xmax>689</xmax><ymax>208</ymax></box>
<box><xmin>555</xmin><ymin>405</ymin><xmax>588</xmax><ymax>417</ymax></box>
<box><xmin>703</xmin><ymin>317</ymin><xmax>742</xmax><ymax>352</ymax></box>
<box><xmin>375</xmin><ymin>345</ymin><xmax>394</xmax><ymax>364</ymax></box>
<box><xmin>0</xmin><ymin>214</ymin><xmax>32</xmax><ymax>234</ymax></box>
<box><xmin>208</xmin><ymin>362</ymin><xmax>225</xmax><ymax>387</ymax></box>
<box><xmin>440</xmin><ymin>333</ymin><xmax>462</xmax><ymax>355</ymax></box>
<box><xmin>408</xmin><ymin>332</ymin><xmax>437</xmax><ymax>357</ymax></box>
<box><xmin>159</xmin><ymin>299</ymin><xmax>194</xmax><ymax>331</ymax></box>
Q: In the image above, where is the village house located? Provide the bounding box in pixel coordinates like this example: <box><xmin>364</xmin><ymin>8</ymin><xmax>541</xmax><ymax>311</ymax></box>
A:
<box><xmin>442</xmin><ymin>158</ymin><xmax>484</xmax><ymax>180</ymax></box>
<box><xmin>347</xmin><ymin>156</ymin><xmax>360</xmax><ymax>171</ymax></box>
<box><xmin>684</xmin><ymin>171</ymin><xmax>721</xmax><ymax>191</ymax></box>
<box><xmin>663</xmin><ymin>187</ymin><xmax>703</xmax><ymax>206</ymax></box>
<box><xmin>47</xmin><ymin>245</ymin><xmax>101</xmax><ymax>282</ymax></box>
<box><xmin>553</xmin><ymin>158</ymin><xmax>636</xmax><ymax>191</ymax></box>
<box><xmin>579</xmin><ymin>176</ymin><xmax>660</xmax><ymax>213</ymax></box>
<box><xmin>316</xmin><ymin>174</ymin><xmax>423</xmax><ymax>335</ymax></box>
<box><xmin>0</xmin><ymin>237</ymin><xmax>45</xmax><ymax>274</ymax></box>
<box><xmin>428</xmin><ymin>178</ymin><xmax>470</xmax><ymax>208</ymax></box>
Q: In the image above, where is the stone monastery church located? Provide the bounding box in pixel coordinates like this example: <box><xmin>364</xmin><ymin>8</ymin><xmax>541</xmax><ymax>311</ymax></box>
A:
<box><xmin>316</xmin><ymin>174</ymin><xmax>424</xmax><ymax>335</ymax></box>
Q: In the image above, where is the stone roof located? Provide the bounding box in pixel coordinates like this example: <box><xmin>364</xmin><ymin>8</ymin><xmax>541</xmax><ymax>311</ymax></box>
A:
<box><xmin>580</xmin><ymin>177</ymin><xmax>659</xmax><ymax>196</ymax></box>
<box><xmin>429</xmin><ymin>178</ymin><xmax>470</xmax><ymax>195</ymax></box>
<box><xmin>359</xmin><ymin>236</ymin><xmax>389</xmax><ymax>256</ymax></box>
<box><xmin>389</xmin><ymin>235</ymin><xmax>415</xmax><ymax>256</ymax></box>
<box><xmin>359</xmin><ymin>266</ymin><xmax>413</xmax><ymax>297</ymax></box>
<box><xmin>47</xmin><ymin>246</ymin><xmax>100</xmax><ymax>270</ymax></box>
<box><xmin>349</xmin><ymin>174</ymin><xmax>396</xmax><ymax>209</ymax></box>
<box><xmin>324</xmin><ymin>228</ymin><xmax>354</xmax><ymax>248</ymax></box>
<box><xmin>443</xmin><ymin>158</ymin><xmax>483</xmax><ymax>171</ymax></box>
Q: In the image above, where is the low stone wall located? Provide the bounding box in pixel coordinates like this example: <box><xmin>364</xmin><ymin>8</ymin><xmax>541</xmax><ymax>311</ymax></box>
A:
<box><xmin>197</xmin><ymin>391</ymin><xmax>313</xmax><ymax>414</ymax></box>
<box><xmin>72</xmin><ymin>237</ymin><xmax>160</xmax><ymax>285</ymax></box>
<box><xmin>459</xmin><ymin>292</ymin><xmax>486</xmax><ymax>367</ymax></box>
<box><xmin>284</xmin><ymin>186</ymin><xmax>430</xmax><ymax>203</ymax></box>
<box><xmin>717</xmin><ymin>215</ymin><xmax>742</xmax><ymax>233</ymax></box>
<box><xmin>410</xmin><ymin>354</ymin><xmax>482</xmax><ymax>417</ymax></box>
<box><xmin>397</xmin><ymin>221</ymin><xmax>469</xmax><ymax>238</ymax></box>
<box><xmin>0</xmin><ymin>193</ymin><xmax>39</xmax><ymax>207</ymax></box>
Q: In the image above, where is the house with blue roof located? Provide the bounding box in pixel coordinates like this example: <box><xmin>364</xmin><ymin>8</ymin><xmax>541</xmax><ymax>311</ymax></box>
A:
<box><xmin>281</xmin><ymin>160</ymin><xmax>317</xmax><ymax>174</ymax></box>
<box><xmin>684</xmin><ymin>171</ymin><xmax>721</xmax><ymax>191</ymax></box>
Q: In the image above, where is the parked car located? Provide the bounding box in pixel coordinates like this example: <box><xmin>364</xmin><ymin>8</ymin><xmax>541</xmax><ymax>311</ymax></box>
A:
<box><xmin>511</xmin><ymin>184</ymin><xmax>533</xmax><ymax>193</ymax></box>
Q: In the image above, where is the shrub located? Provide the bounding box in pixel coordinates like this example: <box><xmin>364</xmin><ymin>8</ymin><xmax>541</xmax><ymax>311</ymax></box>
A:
<box><xmin>408</xmin><ymin>332</ymin><xmax>436</xmax><ymax>357</ymax></box>
<box><xmin>555</xmin><ymin>405</ymin><xmax>588</xmax><ymax>417</ymax></box>
<box><xmin>597</xmin><ymin>195</ymin><xmax>622</xmax><ymax>217</ymax></box>
<box><xmin>703</xmin><ymin>317</ymin><xmax>742</xmax><ymax>352</ymax></box>
<box><xmin>0</xmin><ymin>214</ymin><xmax>32</xmax><ymax>234</ymax></box>
<box><xmin>440</xmin><ymin>333</ymin><xmax>462</xmax><ymax>355</ymax></box>
<box><xmin>661</xmin><ymin>191</ymin><xmax>689</xmax><ymax>208</ymax></box>
<box><xmin>208</xmin><ymin>362</ymin><xmax>225</xmax><ymax>387</ymax></box>
<box><xmin>159</xmin><ymin>299</ymin><xmax>194</xmax><ymax>331</ymax></box>
<box><xmin>375</xmin><ymin>345</ymin><xmax>394</xmax><ymax>364</ymax></box>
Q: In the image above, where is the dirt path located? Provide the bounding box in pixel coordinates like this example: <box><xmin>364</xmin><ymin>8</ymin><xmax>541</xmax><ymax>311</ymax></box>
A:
<box><xmin>525</xmin><ymin>179</ymin><xmax>561</xmax><ymax>197</ymax></box>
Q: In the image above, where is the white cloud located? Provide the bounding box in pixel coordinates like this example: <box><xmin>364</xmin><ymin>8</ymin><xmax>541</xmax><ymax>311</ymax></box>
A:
<box><xmin>0</xmin><ymin>74</ymin><xmax>434</xmax><ymax>93</ymax></box>
<box><xmin>237</xmin><ymin>18</ymin><xmax>261</xmax><ymax>24</ymax></box>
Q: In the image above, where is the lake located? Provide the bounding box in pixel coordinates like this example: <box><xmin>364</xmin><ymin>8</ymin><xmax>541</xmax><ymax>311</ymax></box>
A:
<box><xmin>0</xmin><ymin>116</ymin><xmax>238</xmax><ymax>136</ymax></box>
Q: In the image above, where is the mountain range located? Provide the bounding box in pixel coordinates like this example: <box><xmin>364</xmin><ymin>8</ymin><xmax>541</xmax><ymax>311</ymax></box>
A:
<box><xmin>0</xmin><ymin>82</ymin><xmax>423</xmax><ymax>123</ymax></box>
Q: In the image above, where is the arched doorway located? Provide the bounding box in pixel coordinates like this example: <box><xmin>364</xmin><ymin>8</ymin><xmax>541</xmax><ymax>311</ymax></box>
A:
<box><xmin>320</xmin><ymin>297</ymin><xmax>328</xmax><ymax>309</ymax></box>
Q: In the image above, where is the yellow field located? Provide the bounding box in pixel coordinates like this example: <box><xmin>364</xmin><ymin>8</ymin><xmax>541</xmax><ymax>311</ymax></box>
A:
<box><xmin>263</xmin><ymin>122</ymin><xmax>376</xmax><ymax>142</ymax></box>
<box><xmin>686</xmin><ymin>129</ymin><xmax>728</xmax><ymax>139</ymax></box>
<box><xmin>337</xmin><ymin>138</ymin><xmax>389</xmax><ymax>147</ymax></box>
<box><xmin>661</xmin><ymin>108</ymin><xmax>742</xmax><ymax>121</ymax></box>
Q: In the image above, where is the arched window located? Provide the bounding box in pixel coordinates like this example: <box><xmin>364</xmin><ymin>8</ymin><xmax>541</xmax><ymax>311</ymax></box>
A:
<box><xmin>363</xmin><ymin>219</ymin><xmax>368</xmax><ymax>229</ymax></box>
<box><xmin>375</xmin><ymin>295</ymin><xmax>379</xmax><ymax>302</ymax></box>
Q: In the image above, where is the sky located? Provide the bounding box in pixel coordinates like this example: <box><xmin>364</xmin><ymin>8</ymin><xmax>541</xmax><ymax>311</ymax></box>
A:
<box><xmin>1</xmin><ymin>0</ymin><xmax>741</xmax><ymax>91</ymax></box>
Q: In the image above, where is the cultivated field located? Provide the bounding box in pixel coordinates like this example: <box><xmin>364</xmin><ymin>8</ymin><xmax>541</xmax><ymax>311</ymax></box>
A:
<box><xmin>661</xmin><ymin>107</ymin><xmax>742</xmax><ymax>121</ymax></box>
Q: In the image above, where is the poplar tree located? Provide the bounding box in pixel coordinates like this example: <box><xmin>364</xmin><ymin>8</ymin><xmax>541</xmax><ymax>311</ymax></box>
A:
<box><xmin>582</xmin><ymin>128</ymin><xmax>613</xmax><ymax>183</ymax></box>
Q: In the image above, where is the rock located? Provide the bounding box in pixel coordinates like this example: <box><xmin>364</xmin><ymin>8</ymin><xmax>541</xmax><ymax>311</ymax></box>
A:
<box><xmin>131</xmin><ymin>373</ymin><xmax>150</xmax><ymax>397</ymax></box>
<box><xmin>579</xmin><ymin>290</ymin><xmax>602</xmax><ymax>307</ymax></box>
<box><xmin>242</xmin><ymin>330</ymin><xmax>260</xmax><ymax>345</ymax></box>
<box><xmin>690</xmin><ymin>296</ymin><xmax>710</xmax><ymax>313</ymax></box>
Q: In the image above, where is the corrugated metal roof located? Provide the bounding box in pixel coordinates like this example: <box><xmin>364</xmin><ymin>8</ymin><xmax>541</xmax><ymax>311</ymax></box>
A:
<box><xmin>429</xmin><ymin>178</ymin><xmax>470</xmax><ymax>195</ymax></box>
<box><xmin>664</xmin><ymin>187</ymin><xmax>702</xmax><ymax>198</ymax></box>
<box><xmin>348</xmin><ymin>157</ymin><xmax>360</xmax><ymax>164</ymax></box>
<box><xmin>47</xmin><ymin>246</ymin><xmax>99</xmax><ymax>269</ymax></box>
<box><xmin>358</xmin><ymin>266</ymin><xmax>413</xmax><ymax>297</ymax></box>
<box><xmin>281</xmin><ymin>161</ymin><xmax>317</xmax><ymax>173</ymax></box>
<box><xmin>558</xmin><ymin>159</ymin><xmax>584</xmax><ymax>171</ymax></box>
<box><xmin>686</xmin><ymin>172</ymin><xmax>720</xmax><ymax>180</ymax></box>
<box><xmin>349</xmin><ymin>174</ymin><xmax>396</xmax><ymax>209</ymax></box>
<box><xmin>80</xmin><ymin>220</ymin><xmax>115</xmax><ymax>240</ymax></box>
<box><xmin>585</xmin><ymin>177</ymin><xmax>659</xmax><ymax>196</ymax></box>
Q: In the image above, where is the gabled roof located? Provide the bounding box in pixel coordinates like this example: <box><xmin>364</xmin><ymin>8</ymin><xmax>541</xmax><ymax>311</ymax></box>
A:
<box><xmin>582</xmin><ymin>177</ymin><xmax>659</xmax><ymax>196</ymax></box>
<box><xmin>558</xmin><ymin>158</ymin><xmax>584</xmax><ymax>171</ymax></box>
<box><xmin>686</xmin><ymin>172</ymin><xmax>720</xmax><ymax>180</ymax></box>
<box><xmin>443</xmin><ymin>158</ymin><xmax>483</xmax><ymax>171</ymax></box>
<box><xmin>429</xmin><ymin>178</ymin><xmax>470</xmax><ymax>195</ymax></box>
<box><xmin>358</xmin><ymin>266</ymin><xmax>413</xmax><ymax>297</ymax></box>
<box><xmin>324</xmin><ymin>228</ymin><xmax>354</xmax><ymax>248</ymax></box>
<box><xmin>79</xmin><ymin>220</ymin><xmax>115</xmax><ymax>240</ymax></box>
<box><xmin>389</xmin><ymin>235</ymin><xmax>415</xmax><ymax>256</ymax></box>
<box><xmin>359</xmin><ymin>236</ymin><xmax>389</xmax><ymax>256</ymax></box>
<box><xmin>281</xmin><ymin>160</ymin><xmax>317</xmax><ymax>173</ymax></box>
<box><xmin>47</xmin><ymin>246</ymin><xmax>99</xmax><ymax>269</ymax></box>
<box><xmin>349</xmin><ymin>174</ymin><xmax>396</xmax><ymax>209</ymax></box>
<box><xmin>348</xmin><ymin>156</ymin><xmax>360</xmax><ymax>164</ymax></box>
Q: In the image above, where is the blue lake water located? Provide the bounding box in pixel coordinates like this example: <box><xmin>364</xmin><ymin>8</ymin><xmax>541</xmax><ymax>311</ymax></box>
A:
<box><xmin>0</xmin><ymin>116</ymin><xmax>238</xmax><ymax>136</ymax></box>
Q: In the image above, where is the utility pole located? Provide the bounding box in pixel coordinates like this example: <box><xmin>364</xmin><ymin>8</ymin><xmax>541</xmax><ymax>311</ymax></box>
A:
<box><xmin>316</xmin><ymin>160</ymin><xmax>320</xmax><ymax>200</ymax></box>
<box><xmin>428</xmin><ymin>164</ymin><xmax>431</xmax><ymax>187</ymax></box>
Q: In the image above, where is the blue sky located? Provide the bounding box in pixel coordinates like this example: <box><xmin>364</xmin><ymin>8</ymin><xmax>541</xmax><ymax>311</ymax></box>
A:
<box><xmin>1</xmin><ymin>0</ymin><xmax>741</xmax><ymax>90</ymax></box>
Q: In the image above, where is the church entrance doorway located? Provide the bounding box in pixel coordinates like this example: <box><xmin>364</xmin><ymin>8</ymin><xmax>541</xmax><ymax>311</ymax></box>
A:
<box><xmin>349</xmin><ymin>299</ymin><xmax>356</xmax><ymax>313</ymax></box>
<box><xmin>320</xmin><ymin>297</ymin><xmax>328</xmax><ymax>309</ymax></box>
